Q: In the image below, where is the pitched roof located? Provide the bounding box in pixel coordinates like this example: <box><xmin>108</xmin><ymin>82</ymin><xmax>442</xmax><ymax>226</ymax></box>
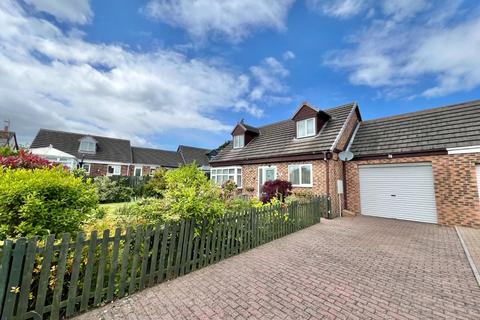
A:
<box><xmin>31</xmin><ymin>129</ymin><xmax>132</xmax><ymax>163</ymax></box>
<box><xmin>350</xmin><ymin>100</ymin><xmax>480</xmax><ymax>157</ymax></box>
<box><xmin>177</xmin><ymin>145</ymin><xmax>211</xmax><ymax>167</ymax></box>
<box><xmin>211</xmin><ymin>103</ymin><xmax>357</xmax><ymax>163</ymax></box>
<box><xmin>131</xmin><ymin>147</ymin><xmax>184</xmax><ymax>167</ymax></box>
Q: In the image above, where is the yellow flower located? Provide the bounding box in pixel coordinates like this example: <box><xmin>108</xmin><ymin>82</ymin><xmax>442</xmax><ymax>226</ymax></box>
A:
<box><xmin>10</xmin><ymin>287</ymin><xmax>20</xmax><ymax>294</ymax></box>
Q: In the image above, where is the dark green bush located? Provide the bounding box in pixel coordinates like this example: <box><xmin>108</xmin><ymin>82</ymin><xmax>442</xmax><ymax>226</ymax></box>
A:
<box><xmin>0</xmin><ymin>167</ymin><xmax>99</xmax><ymax>239</ymax></box>
<box><xmin>93</xmin><ymin>176</ymin><xmax>133</xmax><ymax>203</ymax></box>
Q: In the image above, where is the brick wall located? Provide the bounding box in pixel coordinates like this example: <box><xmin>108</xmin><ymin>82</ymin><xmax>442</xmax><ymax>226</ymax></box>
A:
<box><xmin>88</xmin><ymin>163</ymin><xmax>130</xmax><ymax>177</ymax></box>
<box><xmin>241</xmin><ymin>160</ymin><xmax>328</xmax><ymax>197</ymax></box>
<box><xmin>345</xmin><ymin>153</ymin><xmax>480</xmax><ymax>227</ymax></box>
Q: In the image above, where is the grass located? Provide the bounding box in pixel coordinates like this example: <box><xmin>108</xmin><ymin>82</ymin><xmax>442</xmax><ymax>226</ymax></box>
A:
<box><xmin>99</xmin><ymin>202</ymin><xmax>130</xmax><ymax>214</ymax></box>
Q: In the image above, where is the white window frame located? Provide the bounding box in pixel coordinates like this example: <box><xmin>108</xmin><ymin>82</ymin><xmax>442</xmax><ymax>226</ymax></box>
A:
<box><xmin>107</xmin><ymin>164</ymin><xmax>121</xmax><ymax>176</ymax></box>
<box><xmin>134</xmin><ymin>166</ymin><xmax>143</xmax><ymax>177</ymax></box>
<box><xmin>258</xmin><ymin>166</ymin><xmax>277</xmax><ymax>196</ymax></box>
<box><xmin>233</xmin><ymin>134</ymin><xmax>245</xmax><ymax>149</ymax></box>
<box><xmin>296</xmin><ymin>118</ymin><xmax>316</xmax><ymax>138</ymax></box>
<box><xmin>288</xmin><ymin>164</ymin><xmax>313</xmax><ymax>187</ymax></box>
<box><xmin>211</xmin><ymin>166</ymin><xmax>242</xmax><ymax>188</ymax></box>
<box><xmin>81</xmin><ymin>163</ymin><xmax>91</xmax><ymax>175</ymax></box>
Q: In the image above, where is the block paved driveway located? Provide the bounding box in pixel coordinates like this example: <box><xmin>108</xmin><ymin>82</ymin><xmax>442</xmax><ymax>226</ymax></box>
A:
<box><xmin>76</xmin><ymin>217</ymin><xmax>480</xmax><ymax>320</ymax></box>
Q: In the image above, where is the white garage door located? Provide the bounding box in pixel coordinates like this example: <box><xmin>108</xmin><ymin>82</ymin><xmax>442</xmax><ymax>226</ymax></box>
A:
<box><xmin>359</xmin><ymin>163</ymin><xmax>437</xmax><ymax>224</ymax></box>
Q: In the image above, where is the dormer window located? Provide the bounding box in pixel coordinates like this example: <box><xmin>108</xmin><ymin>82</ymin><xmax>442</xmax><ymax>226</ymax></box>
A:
<box><xmin>296</xmin><ymin>118</ymin><xmax>316</xmax><ymax>138</ymax></box>
<box><xmin>233</xmin><ymin>135</ymin><xmax>245</xmax><ymax>149</ymax></box>
<box><xmin>78</xmin><ymin>136</ymin><xmax>97</xmax><ymax>154</ymax></box>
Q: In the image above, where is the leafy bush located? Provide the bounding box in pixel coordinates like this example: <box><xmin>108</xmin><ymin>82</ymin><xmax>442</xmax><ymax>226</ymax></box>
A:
<box><xmin>0</xmin><ymin>146</ymin><xmax>18</xmax><ymax>157</ymax></box>
<box><xmin>93</xmin><ymin>176</ymin><xmax>133</xmax><ymax>203</ymax></box>
<box><xmin>260</xmin><ymin>179</ymin><xmax>292</xmax><ymax>203</ymax></box>
<box><xmin>143</xmin><ymin>168</ymin><xmax>167</xmax><ymax>197</ymax></box>
<box><xmin>0</xmin><ymin>149</ymin><xmax>53</xmax><ymax>169</ymax></box>
<box><xmin>162</xmin><ymin>164</ymin><xmax>225</xmax><ymax>225</ymax></box>
<box><xmin>0</xmin><ymin>167</ymin><xmax>99</xmax><ymax>239</ymax></box>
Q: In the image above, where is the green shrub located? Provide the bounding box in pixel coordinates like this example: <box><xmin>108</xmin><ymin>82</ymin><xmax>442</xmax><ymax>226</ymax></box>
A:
<box><xmin>93</xmin><ymin>176</ymin><xmax>133</xmax><ymax>203</ymax></box>
<box><xmin>162</xmin><ymin>164</ymin><xmax>225</xmax><ymax>225</ymax></box>
<box><xmin>143</xmin><ymin>168</ymin><xmax>167</xmax><ymax>197</ymax></box>
<box><xmin>0</xmin><ymin>167</ymin><xmax>99</xmax><ymax>239</ymax></box>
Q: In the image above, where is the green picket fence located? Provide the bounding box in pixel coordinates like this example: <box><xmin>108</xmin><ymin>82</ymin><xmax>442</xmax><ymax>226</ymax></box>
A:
<box><xmin>0</xmin><ymin>197</ymin><xmax>329</xmax><ymax>319</ymax></box>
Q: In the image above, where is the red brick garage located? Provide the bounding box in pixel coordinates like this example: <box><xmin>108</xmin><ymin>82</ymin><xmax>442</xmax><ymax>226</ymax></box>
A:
<box><xmin>346</xmin><ymin>100</ymin><xmax>480</xmax><ymax>227</ymax></box>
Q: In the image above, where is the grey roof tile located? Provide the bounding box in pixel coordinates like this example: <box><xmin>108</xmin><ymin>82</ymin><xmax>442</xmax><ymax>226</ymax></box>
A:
<box><xmin>211</xmin><ymin>103</ymin><xmax>356</xmax><ymax>163</ymax></box>
<box><xmin>350</xmin><ymin>100</ymin><xmax>480</xmax><ymax>156</ymax></box>
<box><xmin>132</xmin><ymin>147</ymin><xmax>183</xmax><ymax>167</ymax></box>
<box><xmin>177</xmin><ymin>145</ymin><xmax>211</xmax><ymax>167</ymax></box>
<box><xmin>31</xmin><ymin>129</ymin><xmax>132</xmax><ymax>163</ymax></box>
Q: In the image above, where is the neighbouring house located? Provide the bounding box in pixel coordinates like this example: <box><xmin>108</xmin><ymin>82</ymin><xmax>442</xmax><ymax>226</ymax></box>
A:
<box><xmin>131</xmin><ymin>146</ymin><xmax>184</xmax><ymax>176</ymax></box>
<box><xmin>211</xmin><ymin>99</ymin><xmax>480</xmax><ymax>227</ymax></box>
<box><xmin>31</xmin><ymin>129</ymin><xmax>132</xmax><ymax>176</ymax></box>
<box><xmin>346</xmin><ymin>100</ymin><xmax>480</xmax><ymax>227</ymax></box>
<box><xmin>210</xmin><ymin>102</ymin><xmax>361</xmax><ymax>217</ymax></box>
<box><xmin>0</xmin><ymin>122</ymin><xmax>18</xmax><ymax>151</ymax></box>
<box><xmin>177</xmin><ymin>145</ymin><xmax>212</xmax><ymax>176</ymax></box>
<box><xmin>30</xmin><ymin>129</ymin><xmax>211</xmax><ymax>177</ymax></box>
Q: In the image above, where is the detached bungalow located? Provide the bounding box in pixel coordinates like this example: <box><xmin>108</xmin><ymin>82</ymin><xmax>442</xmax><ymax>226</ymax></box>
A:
<box><xmin>210</xmin><ymin>102</ymin><xmax>361</xmax><ymax>217</ymax></box>
<box><xmin>211</xmin><ymin>100</ymin><xmax>480</xmax><ymax>227</ymax></box>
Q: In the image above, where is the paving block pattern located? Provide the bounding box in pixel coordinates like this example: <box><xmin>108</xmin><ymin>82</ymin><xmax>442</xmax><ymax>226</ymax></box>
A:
<box><xmin>75</xmin><ymin>217</ymin><xmax>480</xmax><ymax>320</ymax></box>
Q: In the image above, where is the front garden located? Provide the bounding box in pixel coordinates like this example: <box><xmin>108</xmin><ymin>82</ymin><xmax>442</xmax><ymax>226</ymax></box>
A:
<box><xmin>0</xmin><ymin>147</ymin><xmax>329</xmax><ymax>319</ymax></box>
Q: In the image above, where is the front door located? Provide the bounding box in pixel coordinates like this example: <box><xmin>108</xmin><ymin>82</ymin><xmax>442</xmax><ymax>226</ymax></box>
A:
<box><xmin>258</xmin><ymin>166</ymin><xmax>277</xmax><ymax>196</ymax></box>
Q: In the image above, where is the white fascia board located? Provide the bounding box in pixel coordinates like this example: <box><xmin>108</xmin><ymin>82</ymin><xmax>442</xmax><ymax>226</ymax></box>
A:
<box><xmin>447</xmin><ymin>146</ymin><xmax>480</xmax><ymax>154</ymax></box>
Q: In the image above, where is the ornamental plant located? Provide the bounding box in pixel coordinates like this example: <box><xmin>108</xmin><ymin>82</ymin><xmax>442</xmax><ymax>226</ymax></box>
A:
<box><xmin>0</xmin><ymin>167</ymin><xmax>99</xmax><ymax>239</ymax></box>
<box><xmin>0</xmin><ymin>149</ymin><xmax>52</xmax><ymax>169</ymax></box>
<box><xmin>260</xmin><ymin>179</ymin><xmax>293</xmax><ymax>204</ymax></box>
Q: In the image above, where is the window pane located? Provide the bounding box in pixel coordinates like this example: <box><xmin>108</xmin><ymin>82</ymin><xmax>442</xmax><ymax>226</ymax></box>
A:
<box><xmin>237</xmin><ymin>174</ymin><xmax>242</xmax><ymax>188</ymax></box>
<box><xmin>301</xmin><ymin>165</ymin><xmax>311</xmax><ymax>185</ymax></box>
<box><xmin>289</xmin><ymin>166</ymin><xmax>300</xmax><ymax>185</ymax></box>
<box><xmin>297</xmin><ymin>121</ymin><xmax>305</xmax><ymax>137</ymax></box>
<box><xmin>306</xmin><ymin>119</ymin><xmax>315</xmax><ymax>135</ymax></box>
<box><xmin>229</xmin><ymin>169</ymin><xmax>235</xmax><ymax>174</ymax></box>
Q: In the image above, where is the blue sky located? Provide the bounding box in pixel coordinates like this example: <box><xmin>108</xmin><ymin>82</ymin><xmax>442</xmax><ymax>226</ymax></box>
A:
<box><xmin>2</xmin><ymin>0</ymin><xmax>480</xmax><ymax>150</ymax></box>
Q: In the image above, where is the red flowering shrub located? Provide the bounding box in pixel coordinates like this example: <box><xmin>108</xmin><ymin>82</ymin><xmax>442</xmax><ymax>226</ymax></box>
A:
<box><xmin>260</xmin><ymin>179</ymin><xmax>292</xmax><ymax>203</ymax></box>
<box><xmin>0</xmin><ymin>150</ymin><xmax>53</xmax><ymax>169</ymax></box>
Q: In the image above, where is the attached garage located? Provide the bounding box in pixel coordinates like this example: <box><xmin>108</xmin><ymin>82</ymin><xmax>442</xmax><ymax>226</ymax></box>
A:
<box><xmin>359</xmin><ymin>163</ymin><xmax>438</xmax><ymax>224</ymax></box>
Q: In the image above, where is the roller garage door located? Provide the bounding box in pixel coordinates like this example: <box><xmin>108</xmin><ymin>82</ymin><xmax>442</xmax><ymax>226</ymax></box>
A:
<box><xmin>359</xmin><ymin>163</ymin><xmax>438</xmax><ymax>224</ymax></box>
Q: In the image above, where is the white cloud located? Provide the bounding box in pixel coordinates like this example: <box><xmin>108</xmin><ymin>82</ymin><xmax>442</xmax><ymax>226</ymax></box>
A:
<box><xmin>0</xmin><ymin>1</ymin><xmax>291</xmax><ymax>146</ymax></box>
<box><xmin>307</xmin><ymin>0</ymin><xmax>431</xmax><ymax>21</ymax></box>
<box><xmin>249</xmin><ymin>57</ymin><xmax>291</xmax><ymax>101</ymax></box>
<box><xmin>282</xmin><ymin>51</ymin><xmax>296</xmax><ymax>60</ymax></box>
<box><xmin>142</xmin><ymin>0</ymin><xmax>295</xmax><ymax>42</ymax></box>
<box><xmin>24</xmin><ymin>0</ymin><xmax>92</xmax><ymax>24</ymax></box>
<box><xmin>306</xmin><ymin>0</ymin><xmax>367</xmax><ymax>18</ymax></box>
<box><xmin>323</xmin><ymin>1</ymin><xmax>480</xmax><ymax>98</ymax></box>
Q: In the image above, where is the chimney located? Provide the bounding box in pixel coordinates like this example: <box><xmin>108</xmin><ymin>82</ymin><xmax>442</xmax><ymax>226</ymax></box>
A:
<box><xmin>4</xmin><ymin>120</ymin><xmax>10</xmax><ymax>132</ymax></box>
